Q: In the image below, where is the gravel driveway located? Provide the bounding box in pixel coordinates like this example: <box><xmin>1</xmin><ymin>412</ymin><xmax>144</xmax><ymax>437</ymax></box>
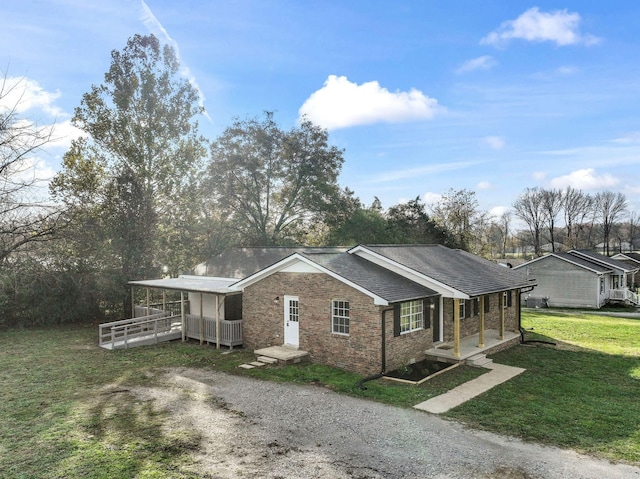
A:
<box><xmin>130</xmin><ymin>368</ymin><xmax>640</xmax><ymax>479</ymax></box>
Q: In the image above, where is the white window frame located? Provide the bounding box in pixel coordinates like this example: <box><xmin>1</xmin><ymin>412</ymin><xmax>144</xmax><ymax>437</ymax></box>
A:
<box><xmin>332</xmin><ymin>300</ymin><xmax>350</xmax><ymax>335</ymax></box>
<box><xmin>459</xmin><ymin>300</ymin><xmax>465</xmax><ymax>318</ymax></box>
<box><xmin>400</xmin><ymin>300</ymin><xmax>423</xmax><ymax>334</ymax></box>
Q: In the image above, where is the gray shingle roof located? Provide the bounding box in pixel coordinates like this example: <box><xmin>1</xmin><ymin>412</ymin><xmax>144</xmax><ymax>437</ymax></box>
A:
<box><xmin>570</xmin><ymin>250</ymin><xmax>639</xmax><ymax>272</ymax></box>
<box><xmin>360</xmin><ymin>244</ymin><xmax>533</xmax><ymax>296</ymax></box>
<box><xmin>192</xmin><ymin>247</ymin><xmax>347</xmax><ymax>278</ymax></box>
<box><xmin>552</xmin><ymin>252</ymin><xmax>612</xmax><ymax>273</ymax></box>
<box><xmin>300</xmin><ymin>252</ymin><xmax>438</xmax><ymax>303</ymax></box>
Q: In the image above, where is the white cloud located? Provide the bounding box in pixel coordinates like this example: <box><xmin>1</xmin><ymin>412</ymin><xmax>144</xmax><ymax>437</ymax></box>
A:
<box><xmin>455</xmin><ymin>56</ymin><xmax>496</xmax><ymax>74</ymax></box>
<box><xmin>483</xmin><ymin>136</ymin><xmax>505</xmax><ymax>150</ymax></box>
<box><xmin>369</xmin><ymin>161</ymin><xmax>480</xmax><ymax>184</ymax></box>
<box><xmin>549</xmin><ymin>168</ymin><xmax>619</xmax><ymax>190</ymax></box>
<box><xmin>477</xmin><ymin>181</ymin><xmax>493</xmax><ymax>190</ymax></box>
<box><xmin>0</xmin><ymin>76</ymin><xmax>63</xmax><ymax>117</ymax></box>
<box><xmin>481</xmin><ymin>7</ymin><xmax>600</xmax><ymax>47</ymax></box>
<box><xmin>139</xmin><ymin>0</ymin><xmax>212</xmax><ymax>122</ymax></box>
<box><xmin>611</xmin><ymin>131</ymin><xmax>640</xmax><ymax>144</ymax></box>
<box><xmin>489</xmin><ymin>205</ymin><xmax>509</xmax><ymax>218</ymax></box>
<box><xmin>298</xmin><ymin>75</ymin><xmax>441</xmax><ymax>130</ymax></box>
<box><xmin>422</xmin><ymin>192</ymin><xmax>442</xmax><ymax>207</ymax></box>
<box><xmin>47</xmin><ymin>119</ymin><xmax>87</xmax><ymax>149</ymax></box>
<box><xmin>532</xmin><ymin>171</ymin><xmax>547</xmax><ymax>181</ymax></box>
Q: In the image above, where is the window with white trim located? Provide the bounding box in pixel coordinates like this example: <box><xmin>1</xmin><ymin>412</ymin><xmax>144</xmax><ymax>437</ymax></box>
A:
<box><xmin>332</xmin><ymin>300</ymin><xmax>350</xmax><ymax>335</ymax></box>
<box><xmin>458</xmin><ymin>300</ymin><xmax>465</xmax><ymax>319</ymax></box>
<box><xmin>400</xmin><ymin>300</ymin><xmax>423</xmax><ymax>333</ymax></box>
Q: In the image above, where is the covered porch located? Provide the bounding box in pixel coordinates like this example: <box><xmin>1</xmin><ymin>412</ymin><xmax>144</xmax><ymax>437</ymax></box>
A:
<box><xmin>426</xmin><ymin>329</ymin><xmax>520</xmax><ymax>362</ymax></box>
<box><xmin>99</xmin><ymin>276</ymin><xmax>243</xmax><ymax>350</ymax></box>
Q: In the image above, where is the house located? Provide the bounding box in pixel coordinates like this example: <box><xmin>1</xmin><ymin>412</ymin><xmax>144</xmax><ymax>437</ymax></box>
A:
<box><xmin>515</xmin><ymin>250</ymin><xmax>639</xmax><ymax>309</ymax></box>
<box><xmin>611</xmin><ymin>252</ymin><xmax>640</xmax><ymax>288</ymax></box>
<box><xmin>103</xmin><ymin>244</ymin><xmax>536</xmax><ymax>376</ymax></box>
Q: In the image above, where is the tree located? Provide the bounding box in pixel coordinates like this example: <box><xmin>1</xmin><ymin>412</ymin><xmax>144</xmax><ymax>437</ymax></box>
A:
<box><xmin>0</xmin><ymin>73</ymin><xmax>62</xmax><ymax>264</ymax></box>
<box><xmin>562</xmin><ymin>187</ymin><xmax>593</xmax><ymax>250</ymax></box>
<box><xmin>513</xmin><ymin>187</ymin><xmax>546</xmax><ymax>257</ymax></box>
<box><xmin>386</xmin><ymin>196</ymin><xmax>456</xmax><ymax>246</ymax></box>
<box><xmin>206</xmin><ymin>112</ymin><xmax>344</xmax><ymax>245</ymax></box>
<box><xmin>540</xmin><ymin>188</ymin><xmax>562</xmax><ymax>252</ymax></box>
<box><xmin>51</xmin><ymin>34</ymin><xmax>207</xmax><ymax>316</ymax></box>
<box><xmin>430</xmin><ymin>188</ymin><xmax>485</xmax><ymax>252</ymax></box>
<box><xmin>594</xmin><ymin>191</ymin><xmax>627</xmax><ymax>255</ymax></box>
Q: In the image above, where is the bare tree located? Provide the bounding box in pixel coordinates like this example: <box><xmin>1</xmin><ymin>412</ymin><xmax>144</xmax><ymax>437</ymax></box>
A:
<box><xmin>562</xmin><ymin>187</ymin><xmax>593</xmax><ymax>250</ymax></box>
<box><xmin>628</xmin><ymin>211</ymin><xmax>639</xmax><ymax>251</ymax></box>
<box><xmin>513</xmin><ymin>187</ymin><xmax>546</xmax><ymax>257</ymax></box>
<box><xmin>594</xmin><ymin>191</ymin><xmax>627</xmax><ymax>255</ymax></box>
<box><xmin>0</xmin><ymin>73</ymin><xmax>61</xmax><ymax>263</ymax></box>
<box><xmin>498</xmin><ymin>211</ymin><xmax>512</xmax><ymax>257</ymax></box>
<box><xmin>541</xmin><ymin>188</ymin><xmax>563</xmax><ymax>252</ymax></box>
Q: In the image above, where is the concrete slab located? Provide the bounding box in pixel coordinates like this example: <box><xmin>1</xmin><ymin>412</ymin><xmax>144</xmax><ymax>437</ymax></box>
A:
<box><xmin>238</xmin><ymin>364</ymin><xmax>255</xmax><ymax>369</ymax></box>
<box><xmin>254</xmin><ymin>345</ymin><xmax>309</xmax><ymax>361</ymax></box>
<box><xmin>257</xmin><ymin>356</ymin><xmax>278</xmax><ymax>364</ymax></box>
<box><xmin>414</xmin><ymin>363</ymin><xmax>526</xmax><ymax>414</ymax></box>
<box><xmin>249</xmin><ymin>362</ymin><xmax>266</xmax><ymax>367</ymax></box>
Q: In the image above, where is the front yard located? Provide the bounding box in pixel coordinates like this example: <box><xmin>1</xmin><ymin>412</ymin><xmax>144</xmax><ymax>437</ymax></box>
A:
<box><xmin>0</xmin><ymin>309</ymin><xmax>639</xmax><ymax>477</ymax></box>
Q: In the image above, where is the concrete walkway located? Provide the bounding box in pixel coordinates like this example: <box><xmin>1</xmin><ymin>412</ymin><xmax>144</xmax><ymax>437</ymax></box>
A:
<box><xmin>414</xmin><ymin>363</ymin><xmax>526</xmax><ymax>414</ymax></box>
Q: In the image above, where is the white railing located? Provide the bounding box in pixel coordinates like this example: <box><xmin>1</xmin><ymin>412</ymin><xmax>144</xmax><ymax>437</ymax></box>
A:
<box><xmin>99</xmin><ymin>312</ymin><xmax>180</xmax><ymax>349</ymax></box>
<box><xmin>609</xmin><ymin>289</ymin><xmax>639</xmax><ymax>305</ymax></box>
<box><xmin>184</xmin><ymin>313</ymin><xmax>243</xmax><ymax>347</ymax></box>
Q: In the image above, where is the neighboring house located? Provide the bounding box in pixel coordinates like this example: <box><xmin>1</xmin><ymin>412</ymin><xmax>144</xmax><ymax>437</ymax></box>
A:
<box><xmin>108</xmin><ymin>245</ymin><xmax>536</xmax><ymax>375</ymax></box>
<box><xmin>515</xmin><ymin>250</ymin><xmax>639</xmax><ymax>309</ymax></box>
<box><xmin>611</xmin><ymin>252</ymin><xmax>640</xmax><ymax>289</ymax></box>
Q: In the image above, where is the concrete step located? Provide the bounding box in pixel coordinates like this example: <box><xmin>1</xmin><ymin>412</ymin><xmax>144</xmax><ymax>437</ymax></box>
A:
<box><xmin>256</xmin><ymin>356</ymin><xmax>279</xmax><ymax>364</ymax></box>
<box><xmin>466</xmin><ymin>354</ymin><xmax>494</xmax><ymax>368</ymax></box>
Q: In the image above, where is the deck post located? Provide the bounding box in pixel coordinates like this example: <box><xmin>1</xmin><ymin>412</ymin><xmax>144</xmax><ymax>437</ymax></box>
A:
<box><xmin>162</xmin><ymin>290</ymin><xmax>166</xmax><ymax>312</ymax></box>
<box><xmin>215</xmin><ymin>294</ymin><xmax>220</xmax><ymax>350</ymax></box>
<box><xmin>146</xmin><ymin>288</ymin><xmax>150</xmax><ymax>316</ymax></box>
<box><xmin>479</xmin><ymin>296</ymin><xmax>485</xmax><ymax>348</ymax></box>
<box><xmin>199</xmin><ymin>293</ymin><xmax>204</xmax><ymax>345</ymax></box>
<box><xmin>453</xmin><ymin>298</ymin><xmax>461</xmax><ymax>358</ymax></box>
<box><xmin>181</xmin><ymin>291</ymin><xmax>185</xmax><ymax>342</ymax></box>
<box><xmin>131</xmin><ymin>287</ymin><xmax>135</xmax><ymax>318</ymax></box>
<box><xmin>499</xmin><ymin>292</ymin><xmax>505</xmax><ymax>340</ymax></box>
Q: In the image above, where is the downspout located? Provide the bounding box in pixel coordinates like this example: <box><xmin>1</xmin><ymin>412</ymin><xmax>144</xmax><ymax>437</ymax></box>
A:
<box><xmin>519</xmin><ymin>286</ymin><xmax>556</xmax><ymax>346</ymax></box>
<box><xmin>357</xmin><ymin>307</ymin><xmax>393</xmax><ymax>390</ymax></box>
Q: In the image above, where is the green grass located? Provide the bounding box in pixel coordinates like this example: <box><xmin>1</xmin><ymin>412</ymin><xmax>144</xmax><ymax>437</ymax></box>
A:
<box><xmin>2</xmin><ymin>310</ymin><xmax>640</xmax><ymax>475</ymax></box>
<box><xmin>0</xmin><ymin>325</ymin><xmax>256</xmax><ymax>479</ymax></box>
<box><xmin>447</xmin><ymin>310</ymin><xmax>640</xmax><ymax>464</ymax></box>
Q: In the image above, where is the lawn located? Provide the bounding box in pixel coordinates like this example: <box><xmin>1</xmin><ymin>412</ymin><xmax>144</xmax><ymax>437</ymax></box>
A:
<box><xmin>1</xmin><ymin>310</ymin><xmax>639</xmax><ymax>477</ymax></box>
<box><xmin>447</xmin><ymin>310</ymin><xmax>640</xmax><ymax>464</ymax></box>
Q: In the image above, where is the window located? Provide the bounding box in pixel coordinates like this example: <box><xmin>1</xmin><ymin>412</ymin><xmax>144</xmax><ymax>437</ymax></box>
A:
<box><xmin>332</xmin><ymin>300</ymin><xmax>349</xmax><ymax>335</ymax></box>
<box><xmin>503</xmin><ymin>291</ymin><xmax>513</xmax><ymax>308</ymax></box>
<box><xmin>458</xmin><ymin>300</ymin><xmax>465</xmax><ymax>319</ymax></box>
<box><xmin>600</xmin><ymin>277</ymin><xmax>605</xmax><ymax>294</ymax></box>
<box><xmin>401</xmin><ymin>300</ymin><xmax>423</xmax><ymax>334</ymax></box>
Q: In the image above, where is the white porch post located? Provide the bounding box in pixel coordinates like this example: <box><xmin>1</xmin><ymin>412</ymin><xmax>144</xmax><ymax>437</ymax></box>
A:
<box><xmin>146</xmin><ymin>288</ymin><xmax>150</xmax><ymax>315</ymax></box>
<box><xmin>130</xmin><ymin>286</ymin><xmax>135</xmax><ymax>318</ymax></box>
<box><xmin>215</xmin><ymin>294</ymin><xmax>220</xmax><ymax>350</ymax></box>
<box><xmin>453</xmin><ymin>298</ymin><xmax>461</xmax><ymax>358</ymax></box>
<box><xmin>180</xmin><ymin>291</ymin><xmax>185</xmax><ymax>342</ymax></box>
<box><xmin>499</xmin><ymin>293</ymin><xmax>505</xmax><ymax>340</ymax></box>
<box><xmin>479</xmin><ymin>296</ymin><xmax>485</xmax><ymax>348</ymax></box>
<box><xmin>199</xmin><ymin>293</ymin><xmax>204</xmax><ymax>345</ymax></box>
<box><xmin>162</xmin><ymin>290</ymin><xmax>166</xmax><ymax>312</ymax></box>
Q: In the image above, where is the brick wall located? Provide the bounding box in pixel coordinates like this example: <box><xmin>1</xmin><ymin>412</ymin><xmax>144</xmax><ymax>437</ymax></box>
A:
<box><xmin>243</xmin><ymin>274</ymin><xmax>522</xmax><ymax>375</ymax></box>
<box><xmin>242</xmin><ymin>272</ymin><xmax>383</xmax><ymax>375</ymax></box>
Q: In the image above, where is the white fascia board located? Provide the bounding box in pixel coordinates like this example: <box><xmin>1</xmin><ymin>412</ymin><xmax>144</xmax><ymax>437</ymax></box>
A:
<box><xmin>231</xmin><ymin>253</ymin><xmax>389</xmax><ymax>305</ymax></box>
<box><xmin>348</xmin><ymin>245</ymin><xmax>467</xmax><ymax>299</ymax></box>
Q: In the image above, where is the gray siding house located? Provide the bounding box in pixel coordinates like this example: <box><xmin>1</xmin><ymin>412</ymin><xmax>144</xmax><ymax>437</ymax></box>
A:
<box><xmin>515</xmin><ymin>250</ymin><xmax>639</xmax><ymax>309</ymax></box>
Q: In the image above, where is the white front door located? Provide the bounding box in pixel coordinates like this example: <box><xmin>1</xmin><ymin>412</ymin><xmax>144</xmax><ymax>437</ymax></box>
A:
<box><xmin>283</xmin><ymin>295</ymin><xmax>299</xmax><ymax>347</ymax></box>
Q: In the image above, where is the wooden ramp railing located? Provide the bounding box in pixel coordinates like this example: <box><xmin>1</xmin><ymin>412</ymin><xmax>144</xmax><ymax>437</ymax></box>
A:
<box><xmin>99</xmin><ymin>312</ymin><xmax>181</xmax><ymax>350</ymax></box>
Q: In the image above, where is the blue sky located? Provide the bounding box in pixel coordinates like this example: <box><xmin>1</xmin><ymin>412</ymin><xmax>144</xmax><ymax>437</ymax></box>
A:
<box><xmin>2</xmin><ymin>0</ymin><xmax>640</xmax><ymax>218</ymax></box>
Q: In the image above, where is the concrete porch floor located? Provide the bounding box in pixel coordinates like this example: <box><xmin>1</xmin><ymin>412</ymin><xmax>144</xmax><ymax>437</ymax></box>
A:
<box><xmin>425</xmin><ymin>329</ymin><xmax>520</xmax><ymax>362</ymax></box>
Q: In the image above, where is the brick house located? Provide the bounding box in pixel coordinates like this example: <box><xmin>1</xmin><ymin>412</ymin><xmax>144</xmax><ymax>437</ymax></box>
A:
<box><xmin>184</xmin><ymin>244</ymin><xmax>536</xmax><ymax>375</ymax></box>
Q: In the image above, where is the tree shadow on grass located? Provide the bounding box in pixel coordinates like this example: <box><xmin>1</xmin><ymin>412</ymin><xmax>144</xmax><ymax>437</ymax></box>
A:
<box><xmin>53</xmin><ymin>384</ymin><xmax>202</xmax><ymax>478</ymax></box>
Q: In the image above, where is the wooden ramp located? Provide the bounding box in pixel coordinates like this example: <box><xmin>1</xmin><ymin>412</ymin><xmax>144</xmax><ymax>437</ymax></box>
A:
<box><xmin>99</xmin><ymin>314</ymin><xmax>182</xmax><ymax>350</ymax></box>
